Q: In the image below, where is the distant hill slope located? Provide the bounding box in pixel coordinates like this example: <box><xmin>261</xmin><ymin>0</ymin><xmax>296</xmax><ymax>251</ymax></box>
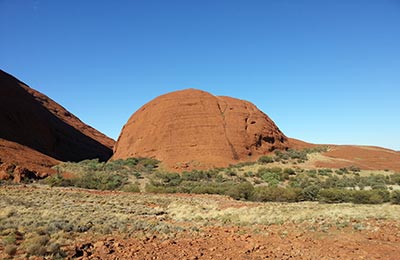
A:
<box><xmin>315</xmin><ymin>145</ymin><xmax>400</xmax><ymax>172</ymax></box>
<box><xmin>0</xmin><ymin>69</ymin><xmax>115</xmax><ymax>180</ymax></box>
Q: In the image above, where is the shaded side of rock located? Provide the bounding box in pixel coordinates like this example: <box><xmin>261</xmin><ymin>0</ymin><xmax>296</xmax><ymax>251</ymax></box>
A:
<box><xmin>0</xmin><ymin>69</ymin><xmax>115</xmax><ymax>162</ymax></box>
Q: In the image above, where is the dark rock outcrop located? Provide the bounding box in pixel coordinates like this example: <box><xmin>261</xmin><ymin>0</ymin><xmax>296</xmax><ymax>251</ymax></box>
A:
<box><xmin>0</xmin><ymin>69</ymin><xmax>114</xmax><ymax>162</ymax></box>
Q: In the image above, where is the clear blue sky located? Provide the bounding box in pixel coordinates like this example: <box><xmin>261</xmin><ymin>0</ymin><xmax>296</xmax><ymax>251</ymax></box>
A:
<box><xmin>1</xmin><ymin>0</ymin><xmax>399</xmax><ymax>150</ymax></box>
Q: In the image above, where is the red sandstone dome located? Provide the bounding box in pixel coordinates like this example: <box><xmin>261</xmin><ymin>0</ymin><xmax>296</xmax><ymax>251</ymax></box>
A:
<box><xmin>113</xmin><ymin>89</ymin><xmax>289</xmax><ymax>169</ymax></box>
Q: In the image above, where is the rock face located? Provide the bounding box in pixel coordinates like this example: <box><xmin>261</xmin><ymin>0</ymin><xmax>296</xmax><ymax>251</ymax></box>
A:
<box><xmin>0</xmin><ymin>69</ymin><xmax>114</xmax><ymax>162</ymax></box>
<box><xmin>0</xmin><ymin>138</ymin><xmax>59</xmax><ymax>181</ymax></box>
<box><xmin>0</xmin><ymin>69</ymin><xmax>115</xmax><ymax>181</ymax></box>
<box><xmin>113</xmin><ymin>89</ymin><xmax>288</xmax><ymax>169</ymax></box>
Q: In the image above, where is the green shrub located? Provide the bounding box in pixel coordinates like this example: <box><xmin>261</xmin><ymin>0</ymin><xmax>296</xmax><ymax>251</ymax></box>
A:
<box><xmin>45</xmin><ymin>174</ymin><xmax>73</xmax><ymax>187</ymax></box>
<box><xmin>261</xmin><ymin>172</ymin><xmax>281</xmax><ymax>187</ymax></box>
<box><xmin>303</xmin><ymin>146</ymin><xmax>329</xmax><ymax>154</ymax></box>
<box><xmin>352</xmin><ymin>190</ymin><xmax>380</xmax><ymax>204</ymax></box>
<box><xmin>244</xmin><ymin>171</ymin><xmax>254</xmax><ymax>177</ymax></box>
<box><xmin>258</xmin><ymin>155</ymin><xmax>274</xmax><ymax>164</ymax></box>
<box><xmin>124</xmin><ymin>157</ymin><xmax>140</xmax><ymax>166</ymax></box>
<box><xmin>319</xmin><ymin>189</ymin><xmax>389</xmax><ymax>204</ymax></box>
<box><xmin>182</xmin><ymin>170</ymin><xmax>210</xmax><ymax>181</ymax></box>
<box><xmin>121</xmin><ymin>183</ymin><xmax>140</xmax><ymax>192</ymax></box>
<box><xmin>318</xmin><ymin>169</ymin><xmax>333</xmax><ymax>175</ymax></box>
<box><xmin>269</xmin><ymin>167</ymin><xmax>283</xmax><ymax>173</ymax></box>
<box><xmin>322</xmin><ymin>176</ymin><xmax>343</xmax><ymax>188</ymax></box>
<box><xmin>302</xmin><ymin>185</ymin><xmax>321</xmax><ymax>201</ymax></box>
<box><xmin>371</xmin><ymin>183</ymin><xmax>388</xmax><ymax>190</ymax></box>
<box><xmin>283</xmin><ymin>168</ymin><xmax>296</xmax><ymax>175</ymax></box>
<box><xmin>289</xmin><ymin>173</ymin><xmax>320</xmax><ymax>189</ymax></box>
<box><xmin>252</xmin><ymin>187</ymin><xmax>302</xmax><ymax>202</ymax></box>
<box><xmin>286</xmin><ymin>149</ymin><xmax>308</xmax><ymax>161</ymax></box>
<box><xmin>226</xmin><ymin>182</ymin><xmax>254</xmax><ymax>200</ymax></box>
<box><xmin>318</xmin><ymin>189</ymin><xmax>353</xmax><ymax>203</ymax></box>
<box><xmin>389</xmin><ymin>174</ymin><xmax>400</xmax><ymax>185</ymax></box>
<box><xmin>215</xmin><ymin>174</ymin><xmax>227</xmax><ymax>183</ymax></box>
<box><xmin>139</xmin><ymin>158</ymin><xmax>160</xmax><ymax>170</ymax></box>
<box><xmin>375</xmin><ymin>189</ymin><xmax>390</xmax><ymax>202</ymax></box>
<box><xmin>145</xmin><ymin>184</ymin><xmax>177</xmax><ymax>193</ymax></box>
<box><xmin>133</xmin><ymin>172</ymin><xmax>142</xmax><ymax>179</ymax></box>
<box><xmin>153</xmin><ymin>172</ymin><xmax>182</xmax><ymax>187</ymax></box>
<box><xmin>232</xmin><ymin>161</ymin><xmax>257</xmax><ymax>168</ymax></box>
<box><xmin>74</xmin><ymin>172</ymin><xmax>127</xmax><ymax>190</ymax></box>
<box><xmin>391</xmin><ymin>190</ymin><xmax>400</xmax><ymax>204</ymax></box>
<box><xmin>3</xmin><ymin>233</ymin><xmax>17</xmax><ymax>245</ymax></box>
<box><xmin>79</xmin><ymin>159</ymin><xmax>105</xmax><ymax>171</ymax></box>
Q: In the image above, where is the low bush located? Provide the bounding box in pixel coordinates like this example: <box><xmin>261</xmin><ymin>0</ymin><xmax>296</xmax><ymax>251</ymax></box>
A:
<box><xmin>301</xmin><ymin>185</ymin><xmax>321</xmax><ymax>201</ymax></box>
<box><xmin>391</xmin><ymin>190</ymin><xmax>400</xmax><ymax>204</ymax></box>
<box><xmin>146</xmin><ymin>184</ymin><xmax>178</xmax><ymax>194</ymax></box>
<box><xmin>182</xmin><ymin>170</ymin><xmax>210</xmax><ymax>181</ymax></box>
<box><xmin>318</xmin><ymin>189</ymin><xmax>353</xmax><ymax>203</ymax></box>
<box><xmin>351</xmin><ymin>190</ymin><xmax>384</xmax><ymax>204</ymax></box>
<box><xmin>274</xmin><ymin>150</ymin><xmax>289</xmax><ymax>161</ymax></box>
<box><xmin>389</xmin><ymin>173</ymin><xmax>400</xmax><ymax>185</ymax></box>
<box><xmin>256</xmin><ymin>167</ymin><xmax>284</xmax><ymax>183</ymax></box>
<box><xmin>226</xmin><ymin>182</ymin><xmax>254</xmax><ymax>200</ymax></box>
<box><xmin>190</xmin><ymin>184</ymin><xmax>227</xmax><ymax>195</ymax></box>
<box><xmin>283</xmin><ymin>168</ymin><xmax>296</xmax><ymax>175</ymax></box>
<box><xmin>286</xmin><ymin>149</ymin><xmax>308</xmax><ymax>161</ymax></box>
<box><xmin>251</xmin><ymin>187</ymin><xmax>302</xmax><ymax>202</ymax></box>
<box><xmin>319</xmin><ymin>189</ymin><xmax>390</xmax><ymax>204</ymax></box>
<box><xmin>258</xmin><ymin>155</ymin><xmax>274</xmax><ymax>164</ymax></box>
<box><xmin>45</xmin><ymin>174</ymin><xmax>73</xmax><ymax>187</ymax></box>
<box><xmin>74</xmin><ymin>172</ymin><xmax>127</xmax><ymax>190</ymax></box>
<box><xmin>152</xmin><ymin>172</ymin><xmax>182</xmax><ymax>187</ymax></box>
<box><xmin>261</xmin><ymin>172</ymin><xmax>281</xmax><ymax>187</ymax></box>
<box><xmin>45</xmin><ymin>171</ymin><xmax>128</xmax><ymax>191</ymax></box>
<box><xmin>317</xmin><ymin>169</ymin><xmax>333</xmax><ymax>175</ymax></box>
<box><xmin>121</xmin><ymin>183</ymin><xmax>140</xmax><ymax>192</ymax></box>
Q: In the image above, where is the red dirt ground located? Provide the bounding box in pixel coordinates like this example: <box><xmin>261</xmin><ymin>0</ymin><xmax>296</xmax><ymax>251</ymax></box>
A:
<box><xmin>65</xmin><ymin>220</ymin><xmax>400</xmax><ymax>260</ymax></box>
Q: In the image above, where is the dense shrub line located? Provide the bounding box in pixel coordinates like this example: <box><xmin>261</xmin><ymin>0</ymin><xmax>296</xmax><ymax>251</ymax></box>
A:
<box><xmin>147</xmin><ymin>177</ymin><xmax>400</xmax><ymax>204</ymax></box>
<box><xmin>146</xmin><ymin>169</ymin><xmax>400</xmax><ymax>205</ymax></box>
<box><xmin>41</xmin><ymin>156</ymin><xmax>400</xmax><ymax>205</ymax></box>
<box><xmin>43</xmin><ymin>158</ymin><xmax>158</xmax><ymax>191</ymax></box>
